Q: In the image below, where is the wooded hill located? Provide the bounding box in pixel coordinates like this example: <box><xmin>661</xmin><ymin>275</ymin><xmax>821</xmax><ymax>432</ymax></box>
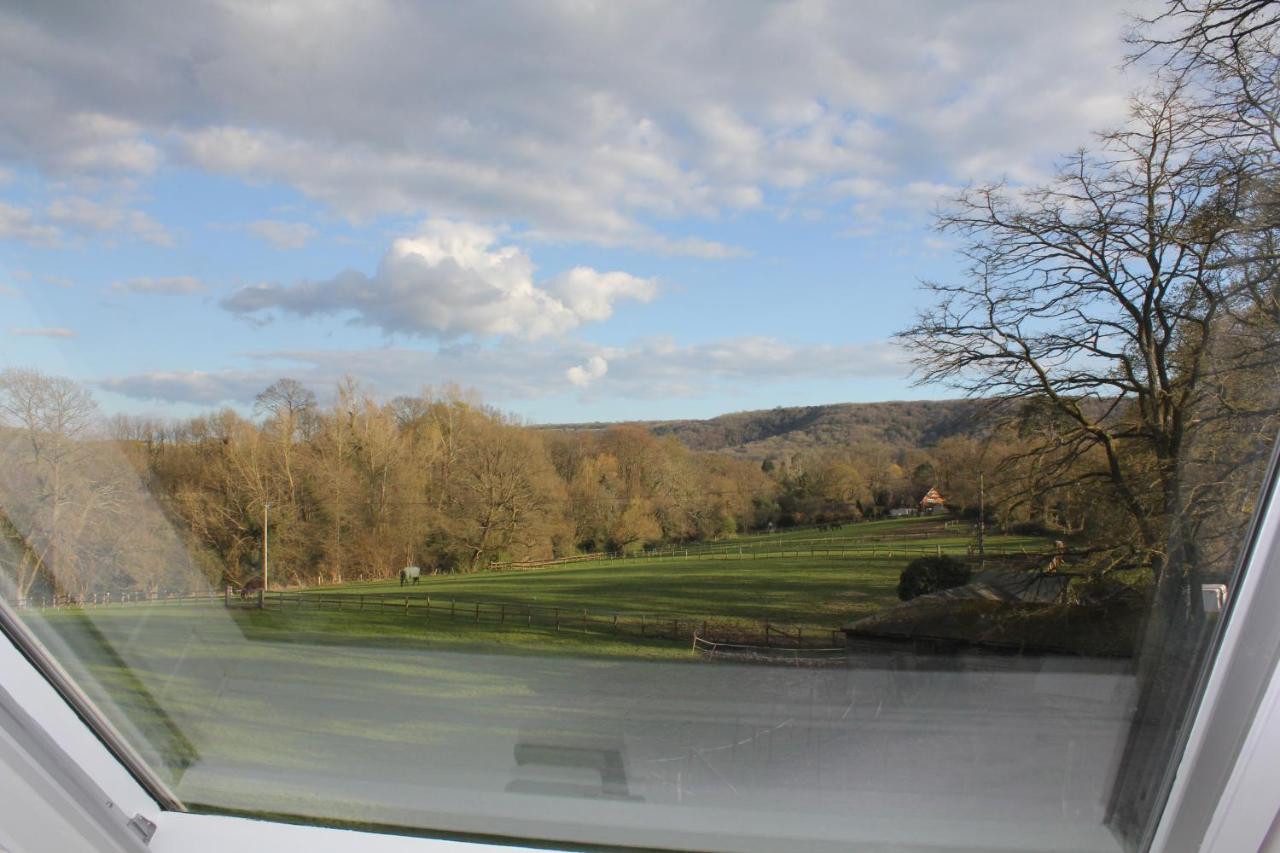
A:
<box><xmin>543</xmin><ymin>399</ymin><xmax>997</xmax><ymax>459</ymax></box>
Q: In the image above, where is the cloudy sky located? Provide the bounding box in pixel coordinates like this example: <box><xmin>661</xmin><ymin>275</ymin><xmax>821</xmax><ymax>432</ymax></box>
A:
<box><xmin>0</xmin><ymin>1</ymin><xmax>1155</xmax><ymax>422</ymax></box>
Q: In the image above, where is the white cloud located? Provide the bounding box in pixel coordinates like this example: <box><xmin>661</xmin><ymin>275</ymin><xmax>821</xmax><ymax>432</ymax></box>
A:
<box><xmin>547</xmin><ymin>268</ymin><xmax>657</xmax><ymax>323</ymax></box>
<box><xmin>567</xmin><ymin>355</ymin><xmax>608</xmax><ymax>388</ymax></box>
<box><xmin>98</xmin><ymin>335</ymin><xmax>909</xmax><ymax>407</ymax></box>
<box><xmin>52</xmin><ymin>113</ymin><xmax>160</xmax><ymax>175</ymax></box>
<box><xmin>247</xmin><ymin>219</ymin><xmax>316</xmax><ymax>250</ymax></box>
<box><xmin>0</xmin><ymin>2</ymin><xmax>1148</xmax><ymax>247</ymax></box>
<box><xmin>98</xmin><ymin>370</ymin><xmax>269</xmax><ymax>405</ymax></box>
<box><xmin>47</xmin><ymin>196</ymin><xmax>172</xmax><ymax>246</ymax></box>
<box><xmin>596</xmin><ymin>336</ymin><xmax>909</xmax><ymax>399</ymax></box>
<box><xmin>0</xmin><ymin>202</ymin><xmax>60</xmax><ymax>247</ymax></box>
<box><xmin>111</xmin><ymin>276</ymin><xmax>205</xmax><ymax>295</ymax></box>
<box><xmin>11</xmin><ymin>326</ymin><xmax>76</xmax><ymax>338</ymax></box>
<box><xmin>220</xmin><ymin>220</ymin><xmax>657</xmax><ymax>340</ymax></box>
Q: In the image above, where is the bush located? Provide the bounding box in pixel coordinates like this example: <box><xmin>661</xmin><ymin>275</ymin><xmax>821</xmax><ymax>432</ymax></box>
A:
<box><xmin>897</xmin><ymin>555</ymin><xmax>972</xmax><ymax>601</ymax></box>
<box><xmin>1008</xmin><ymin>520</ymin><xmax>1052</xmax><ymax>536</ymax></box>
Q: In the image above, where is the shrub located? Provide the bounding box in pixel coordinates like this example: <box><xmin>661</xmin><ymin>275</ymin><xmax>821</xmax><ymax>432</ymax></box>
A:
<box><xmin>1008</xmin><ymin>520</ymin><xmax>1052</xmax><ymax>536</ymax></box>
<box><xmin>897</xmin><ymin>555</ymin><xmax>972</xmax><ymax>601</ymax></box>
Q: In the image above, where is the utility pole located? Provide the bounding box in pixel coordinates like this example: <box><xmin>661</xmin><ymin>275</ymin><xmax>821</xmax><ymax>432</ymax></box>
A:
<box><xmin>977</xmin><ymin>474</ymin><xmax>986</xmax><ymax>571</ymax></box>
<box><xmin>262</xmin><ymin>501</ymin><xmax>271</xmax><ymax>592</ymax></box>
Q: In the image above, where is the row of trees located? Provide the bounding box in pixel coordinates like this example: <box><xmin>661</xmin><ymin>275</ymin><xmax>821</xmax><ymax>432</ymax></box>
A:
<box><xmin>76</xmin><ymin>379</ymin><xmax>788</xmax><ymax>589</ymax></box>
<box><xmin>5</xmin><ymin>367</ymin><xmax>1119</xmax><ymax>597</ymax></box>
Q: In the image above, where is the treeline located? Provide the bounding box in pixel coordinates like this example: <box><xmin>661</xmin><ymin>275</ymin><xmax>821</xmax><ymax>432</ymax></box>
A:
<box><xmin>0</xmin><ymin>361</ymin><xmax>1271</xmax><ymax>599</ymax></box>
<box><xmin>3</xmin><ymin>368</ymin><xmax>1140</xmax><ymax>595</ymax></box>
<box><xmin>552</xmin><ymin>399</ymin><xmax>994</xmax><ymax>459</ymax></box>
<box><xmin>105</xmin><ymin>380</ymin><xmax>1022</xmax><ymax>587</ymax></box>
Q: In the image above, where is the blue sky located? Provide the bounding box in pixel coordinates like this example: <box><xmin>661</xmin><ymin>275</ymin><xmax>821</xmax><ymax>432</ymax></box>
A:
<box><xmin>0</xmin><ymin>1</ymin><xmax>1155</xmax><ymax>423</ymax></box>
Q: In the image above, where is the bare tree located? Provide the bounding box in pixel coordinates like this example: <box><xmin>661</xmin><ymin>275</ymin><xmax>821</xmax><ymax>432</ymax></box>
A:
<box><xmin>902</xmin><ymin>87</ymin><xmax>1260</xmax><ymax>578</ymax></box>
<box><xmin>254</xmin><ymin>378</ymin><xmax>318</xmax><ymax>507</ymax></box>
<box><xmin>900</xmin><ymin>82</ymin><xmax>1279</xmax><ymax>847</ymax></box>
<box><xmin>0</xmin><ymin>368</ymin><xmax>100</xmax><ymax>598</ymax></box>
<box><xmin>1134</xmin><ymin>1</ymin><xmax>1280</xmax><ymax>155</ymax></box>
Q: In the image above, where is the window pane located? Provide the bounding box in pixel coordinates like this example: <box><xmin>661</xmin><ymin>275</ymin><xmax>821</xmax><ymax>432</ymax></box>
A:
<box><xmin>2</xmin><ymin>2</ymin><xmax>1278</xmax><ymax>851</ymax></box>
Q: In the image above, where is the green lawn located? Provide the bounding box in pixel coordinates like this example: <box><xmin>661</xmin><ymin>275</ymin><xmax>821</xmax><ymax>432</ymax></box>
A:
<box><xmin>313</xmin><ymin>520</ymin><xmax>1048</xmax><ymax>633</ymax></box>
<box><xmin>318</xmin><ymin>554</ymin><xmax>906</xmax><ymax>629</ymax></box>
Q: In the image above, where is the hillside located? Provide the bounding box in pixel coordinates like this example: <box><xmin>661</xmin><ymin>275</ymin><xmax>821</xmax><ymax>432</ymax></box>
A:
<box><xmin>542</xmin><ymin>399</ymin><xmax>1000</xmax><ymax>459</ymax></box>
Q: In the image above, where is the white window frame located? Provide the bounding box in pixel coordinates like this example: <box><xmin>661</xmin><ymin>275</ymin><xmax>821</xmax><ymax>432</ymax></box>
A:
<box><xmin>3</xmin><ymin>446</ymin><xmax>1280</xmax><ymax>853</ymax></box>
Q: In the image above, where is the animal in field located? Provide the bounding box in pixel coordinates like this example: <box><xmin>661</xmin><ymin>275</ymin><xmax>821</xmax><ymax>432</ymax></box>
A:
<box><xmin>240</xmin><ymin>576</ymin><xmax>265</xmax><ymax>599</ymax></box>
<box><xmin>400</xmin><ymin>565</ymin><xmax>422</xmax><ymax>586</ymax></box>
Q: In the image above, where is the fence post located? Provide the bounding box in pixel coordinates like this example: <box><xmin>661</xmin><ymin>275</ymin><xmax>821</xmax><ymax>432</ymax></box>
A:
<box><xmin>475</xmin><ymin>602</ymin><xmax>480</xmax><ymax>622</ymax></box>
<box><xmin>554</xmin><ymin>608</ymin><xmax>560</xmax><ymax>631</ymax></box>
<box><xmin>405</xmin><ymin>596</ymin><xmax>409</xmax><ymax>614</ymax></box>
<box><xmin>224</xmin><ymin>586</ymin><xmax>230</xmax><ymax>607</ymax></box>
<box><xmin>765</xmin><ymin>622</ymin><xmax>771</xmax><ymax>647</ymax></box>
<box><xmin>257</xmin><ymin>588</ymin><xmax>264</xmax><ymax>609</ymax></box>
<box><xmin>640</xmin><ymin>615</ymin><xmax>646</xmax><ymax>636</ymax></box>
<box><xmin>582</xmin><ymin>609</ymin><xmax>588</xmax><ymax>631</ymax></box>
<box><xmin>359</xmin><ymin>595</ymin><xmax>364</xmax><ymax>611</ymax></box>
<box><xmin>500</xmin><ymin>603</ymin><xmax>506</xmax><ymax>624</ymax></box>
<box><xmin>797</xmin><ymin>626</ymin><xmax>803</xmax><ymax>649</ymax></box>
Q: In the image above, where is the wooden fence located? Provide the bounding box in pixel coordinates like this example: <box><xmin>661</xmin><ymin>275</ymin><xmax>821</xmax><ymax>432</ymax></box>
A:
<box><xmin>589</xmin><ymin>543</ymin><xmax>1049</xmax><ymax>562</ymax></box>
<box><xmin>484</xmin><ymin>542</ymin><xmax>1051</xmax><ymax>573</ymax></box>
<box><xmin>486</xmin><ymin>553</ymin><xmax>608</xmax><ymax>572</ymax></box>
<box><xmin>691</xmin><ymin>632</ymin><xmax>847</xmax><ymax>666</ymax></box>
<box><xmin>14</xmin><ymin>590</ymin><xmax>226</xmax><ymax>609</ymax></box>
<box><xmin>242</xmin><ymin>589</ymin><xmax>844</xmax><ymax>650</ymax></box>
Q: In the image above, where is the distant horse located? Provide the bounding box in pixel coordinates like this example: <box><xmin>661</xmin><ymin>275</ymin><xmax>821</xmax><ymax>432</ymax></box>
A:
<box><xmin>240</xmin><ymin>576</ymin><xmax>264</xmax><ymax>600</ymax></box>
<box><xmin>400</xmin><ymin>565</ymin><xmax>422</xmax><ymax>586</ymax></box>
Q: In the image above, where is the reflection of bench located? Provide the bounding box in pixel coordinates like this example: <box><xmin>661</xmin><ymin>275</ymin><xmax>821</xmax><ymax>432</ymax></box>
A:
<box><xmin>506</xmin><ymin>740</ymin><xmax>641</xmax><ymax>800</ymax></box>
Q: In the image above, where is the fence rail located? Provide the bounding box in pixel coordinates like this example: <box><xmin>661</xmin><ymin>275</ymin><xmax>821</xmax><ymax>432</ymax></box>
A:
<box><xmin>692</xmin><ymin>633</ymin><xmax>847</xmax><ymax>666</ymax></box>
<box><xmin>579</xmin><ymin>543</ymin><xmax>1051</xmax><ymax>563</ymax></box>
<box><xmin>486</xmin><ymin>552</ymin><xmax>608</xmax><ymax>572</ymax></box>
<box><xmin>14</xmin><ymin>586</ymin><xmax>853</xmax><ymax>661</ymax></box>
<box><xmin>484</xmin><ymin>524</ymin><xmax>1044</xmax><ymax>571</ymax></box>
<box><xmin>13</xmin><ymin>590</ymin><xmax>226</xmax><ymax>609</ymax></box>
<box><xmin>237</xmin><ymin>589</ymin><xmax>844</xmax><ymax>651</ymax></box>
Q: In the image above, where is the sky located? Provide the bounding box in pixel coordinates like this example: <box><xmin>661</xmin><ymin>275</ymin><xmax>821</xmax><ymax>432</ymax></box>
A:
<box><xmin>0</xmin><ymin>1</ymin><xmax>1157</xmax><ymax>424</ymax></box>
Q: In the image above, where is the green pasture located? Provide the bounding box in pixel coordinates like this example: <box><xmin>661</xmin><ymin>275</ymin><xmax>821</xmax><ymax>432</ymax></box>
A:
<box><xmin>315</xmin><ymin>522</ymin><xmax>1049</xmax><ymax>632</ymax></box>
<box><xmin>319</xmin><ymin>555</ymin><xmax>905</xmax><ymax>629</ymax></box>
<box><xmin>646</xmin><ymin>515</ymin><xmax>1044</xmax><ymax>558</ymax></box>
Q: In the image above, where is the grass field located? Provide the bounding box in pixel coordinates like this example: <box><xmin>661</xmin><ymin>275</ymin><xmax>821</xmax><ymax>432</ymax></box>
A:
<box><xmin>645</xmin><ymin>512</ymin><xmax>972</xmax><ymax>550</ymax></box>
<box><xmin>312</xmin><ymin>515</ymin><xmax>1048</xmax><ymax>634</ymax></box>
<box><xmin>316</xmin><ymin>555</ymin><xmax>903</xmax><ymax>628</ymax></box>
